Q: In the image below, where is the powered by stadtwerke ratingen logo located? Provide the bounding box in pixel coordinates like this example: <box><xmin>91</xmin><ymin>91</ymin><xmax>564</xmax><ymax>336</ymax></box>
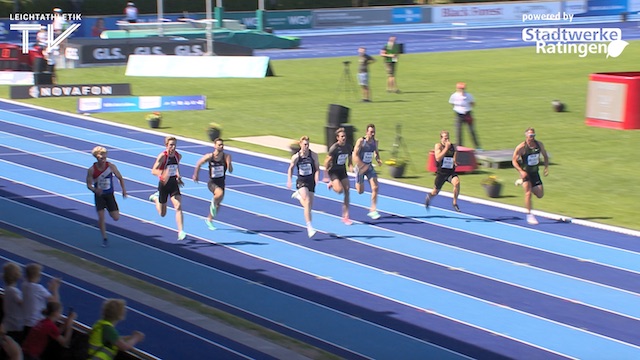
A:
<box><xmin>522</xmin><ymin>27</ymin><xmax>629</xmax><ymax>58</ymax></box>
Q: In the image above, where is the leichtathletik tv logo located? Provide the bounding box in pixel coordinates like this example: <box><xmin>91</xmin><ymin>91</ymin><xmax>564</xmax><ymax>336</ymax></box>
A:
<box><xmin>522</xmin><ymin>28</ymin><xmax>629</xmax><ymax>58</ymax></box>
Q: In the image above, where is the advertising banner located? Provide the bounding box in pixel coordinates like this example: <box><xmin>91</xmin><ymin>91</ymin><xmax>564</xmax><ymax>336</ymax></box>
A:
<box><xmin>78</xmin><ymin>95</ymin><xmax>206</xmax><ymax>114</ymax></box>
<box><xmin>125</xmin><ymin>55</ymin><xmax>272</xmax><ymax>78</ymax></box>
<box><xmin>392</xmin><ymin>7</ymin><xmax>423</xmax><ymax>24</ymax></box>
<box><xmin>65</xmin><ymin>38</ymin><xmax>207</xmax><ymax>65</ymax></box>
<box><xmin>224</xmin><ymin>10</ymin><xmax>312</xmax><ymax>30</ymax></box>
<box><xmin>314</xmin><ymin>8</ymin><xmax>392</xmax><ymax>27</ymax></box>
<box><xmin>433</xmin><ymin>2</ymin><xmax>563</xmax><ymax>23</ymax></box>
<box><xmin>0</xmin><ymin>71</ymin><xmax>34</xmax><ymax>85</ymax></box>
<box><xmin>577</xmin><ymin>0</ymin><xmax>627</xmax><ymax>16</ymax></box>
<box><xmin>11</xmin><ymin>83</ymin><xmax>131</xmax><ymax>99</ymax></box>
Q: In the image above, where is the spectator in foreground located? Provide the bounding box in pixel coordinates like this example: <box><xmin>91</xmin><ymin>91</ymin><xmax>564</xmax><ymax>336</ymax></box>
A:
<box><xmin>1</xmin><ymin>323</ymin><xmax>23</xmax><ymax>360</ymax></box>
<box><xmin>87</xmin><ymin>299</ymin><xmax>145</xmax><ymax>360</ymax></box>
<box><xmin>21</xmin><ymin>301</ymin><xmax>76</xmax><ymax>360</ymax></box>
<box><xmin>2</xmin><ymin>262</ymin><xmax>25</xmax><ymax>344</ymax></box>
<box><xmin>21</xmin><ymin>264</ymin><xmax>60</xmax><ymax>336</ymax></box>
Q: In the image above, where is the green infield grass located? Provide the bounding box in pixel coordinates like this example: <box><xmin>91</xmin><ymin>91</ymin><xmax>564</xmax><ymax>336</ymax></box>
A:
<box><xmin>2</xmin><ymin>42</ymin><xmax>639</xmax><ymax>231</ymax></box>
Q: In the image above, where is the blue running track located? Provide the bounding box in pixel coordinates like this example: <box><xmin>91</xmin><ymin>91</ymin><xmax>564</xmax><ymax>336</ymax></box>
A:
<box><xmin>3</xmin><ymin>17</ymin><xmax>640</xmax><ymax>360</ymax></box>
<box><xmin>2</xmin><ymin>99</ymin><xmax>640</xmax><ymax>359</ymax></box>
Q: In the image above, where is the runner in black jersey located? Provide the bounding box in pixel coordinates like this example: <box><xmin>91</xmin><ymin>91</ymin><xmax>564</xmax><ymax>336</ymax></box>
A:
<box><xmin>287</xmin><ymin>136</ymin><xmax>320</xmax><ymax>238</ymax></box>
<box><xmin>322</xmin><ymin>127</ymin><xmax>353</xmax><ymax>225</ymax></box>
<box><xmin>193</xmin><ymin>138</ymin><xmax>233</xmax><ymax>231</ymax></box>
<box><xmin>425</xmin><ymin>130</ymin><xmax>461</xmax><ymax>212</ymax></box>
<box><xmin>512</xmin><ymin>127</ymin><xmax>549</xmax><ymax>225</ymax></box>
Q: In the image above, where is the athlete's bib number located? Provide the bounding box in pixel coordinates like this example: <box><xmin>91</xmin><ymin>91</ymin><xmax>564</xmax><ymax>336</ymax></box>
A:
<box><xmin>97</xmin><ymin>177</ymin><xmax>111</xmax><ymax>190</ymax></box>
<box><xmin>211</xmin><ymin>165</ymin><xmax>224</xmax><ymax>178</ymax></box>
<box><xmin>299</xmin><ymin>163</ymin><xmax>312</xmax><ymax>176</ymax></box>
<box><xmin>442</xmin><ymin>157</ymin><xmax>454</xmax><ymax>169</ymax></box>
<box><xmin>337</xmin><ymin>154</ymin><xmax>348</xmax><ymax>166</ymax></box>
<box><xmin>166</xmin><ymin>164</ymin><xmax>178</xmax><ymax>177</ymax></box>
<box><xmin>362</xmin><ymin>152</ymin><xmax>373</xmax><ymax>164</ymax></box>
<box><xmin>527</xmin><ymin>153</ymin><xmax>540</xmax><ymax>166</ymax></box>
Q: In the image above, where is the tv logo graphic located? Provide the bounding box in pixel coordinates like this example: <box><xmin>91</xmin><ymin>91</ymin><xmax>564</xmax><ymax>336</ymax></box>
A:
<box><xmin>522</xmin><ymin>27</ymin><xmax>629</xmax><ymax>58</ymax></box>
<box><xmin>10</xmin><ymin>23</ymin><xmax>81</xmax><ymax>54</ymax></box>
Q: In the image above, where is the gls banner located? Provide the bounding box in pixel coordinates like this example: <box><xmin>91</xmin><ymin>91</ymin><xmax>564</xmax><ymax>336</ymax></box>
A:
<box><xmin>66</xmin><ymin>39</ymin><xmax>206</xmax><ymax>65</ymax></box>
<box><xmin>10</xmin><ymin>83</ymin><xmax>132</xmax><ymax>99</ymax></box>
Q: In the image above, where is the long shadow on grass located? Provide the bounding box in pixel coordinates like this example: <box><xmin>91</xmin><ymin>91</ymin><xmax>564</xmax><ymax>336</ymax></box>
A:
<box><xmin>369</xmin><ymin>100</ymin><xmax>409</xmax><ymax>103</ymax></box>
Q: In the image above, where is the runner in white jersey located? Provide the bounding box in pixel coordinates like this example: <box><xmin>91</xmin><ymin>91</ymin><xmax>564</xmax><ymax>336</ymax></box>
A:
<box><xmin>86</xmin><ymin>146</ymin><xmax>127</xmax><ymax>247</ymax></box>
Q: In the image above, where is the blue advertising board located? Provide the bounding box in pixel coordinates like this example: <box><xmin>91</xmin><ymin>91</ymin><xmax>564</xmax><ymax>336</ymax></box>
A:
<box><xmin>391</xmin><ymin>7</ymin><xmax>423</xmax><ymax>24</ymax></box>
<box><xmin>78</xmin><ymin>95</ymin><xmax>206</xmax><ymax>113</ymax></box>
<box><xmin>576</xmin><ymin>0</ymin><xmax>628</xmax><ymax>16</ymax></box>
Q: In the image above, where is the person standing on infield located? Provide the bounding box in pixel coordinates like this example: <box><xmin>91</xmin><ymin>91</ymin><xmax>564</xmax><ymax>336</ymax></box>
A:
<box><xmin>449</xmin><ymin>82</ymin><xmax>481</xmax><ymax>150</ymax></box>
<box><xmin>323</xmin><ymin>128</ymin><xmax>354</xmax><ymax>225</ymax></box>
<box><xmin>425</xmin><ymin>130</ymin><xmax>461</xmax><ymax>212</ymax></box>
<box><xmin>149</xmin><ymin>136</ymin><xmax>186</xmax><ymax>240</ymax></box>
<box><xmin>512</xmin><ymin>127</ymin><xmax>549</xmax><ymax>225</ymax></box>
<box><xmin>288</xmin><ymin>136</ymin><xmax>320</xmax><ymax>238</ymax></box>
<box><xmin>192</xmin><ymin>138</ymin><xmax>233</xmax><ymax>231</ymax></box>
<box><xmin>86</xmin><ymin>146</ymin><xmax>127</xmax><ymax>247</ymax></box>
<box><xmin>357</xmin><ymin>47</ymin><xmax>375</xmax><ymax>102</ymax></box>
<box><xmin>380</xmin><ymin>36</ymin><xmax>400</xmax><ymax>93</ymax></box>
<box><xmin>353</xmin><ymin>124</ymin><xmax>383</xmax><ymax>220</ymax></box>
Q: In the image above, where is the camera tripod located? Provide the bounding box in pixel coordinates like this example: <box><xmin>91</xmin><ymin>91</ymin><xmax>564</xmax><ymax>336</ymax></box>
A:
<box><xmin>390</xmin><ymin>124</ymin><xmax>413</xmax><ymax>170</ymax></box>
<box><xmin>335</xmin><ymin>61</ymin><xmax>358</xmax><ymax>102</ymax></box>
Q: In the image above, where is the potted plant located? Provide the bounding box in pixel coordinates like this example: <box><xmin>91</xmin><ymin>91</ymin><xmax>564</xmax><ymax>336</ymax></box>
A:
<box><xmin>289</xmin><ymin>140</ymin><xmax>301</xmax><ymax>155</ymax></box>
<box><xmin>481</xmin><ymin>175</ymin><xmax>502</xmax><ymax>198</ymax></box>
<box><xmin>145</xmin><ymin>112</ymin><xmax>161</xmax><ymax>128</ymax></box>
<box><xmin>207</xmin><ymin>122</ymin><xmax>222</xmax><ymax>141</ymax></box>
<box><xmin>384</xmin><ymin>158</ymin><xmax>407</xmax><ymax>178</ymax></box>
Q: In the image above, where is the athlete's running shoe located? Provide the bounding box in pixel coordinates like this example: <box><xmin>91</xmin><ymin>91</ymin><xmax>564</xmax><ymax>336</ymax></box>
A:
<box><xmin>342</xmin><ymin>217</ymin><xmax>353</xmax><ymax>226</ymax></box>
<box><xmin>178</xmin><ymin>230</ymin><xmax>187</xmax><ymax>241</ymax></box>
<box><xmin>102</xmin><ymin>238</ymin><xmax>108</xmax><ymax>248</ymax></box>
<box><xmin>527</xmin><ymin>214</ymin><xmax>539</xmax><ymax>225</ymax></box>
<box><xmin>307</xmin><ymin>227</ymin><xmax>317</xmax><ymax>238</ymax></box>
<box><xmin>425</xmin><ymin>194</ymin><xmax>431</xmax><ymax>210</ymax></box>
<box><xmin>291</xmin><ymin>190</ymin><xmax>301</xmax><ymax>200</ymax></box>
<box><xmin>149</xmin><ymin>192</ymin><xmax>159</xmax><ymax>202</ymax></box>
<box><xmin>453</xmin><ymin>204</ymin><xmax>461</xmax><ymax>212</ymax></box>
<box><xmin>205</xmin><ymin>219</ymin><xmax>216</xmax><ymax>231</ymax></box>
<box><xmin>515</xmin><ymin>178</ymin><xmax>523</xmax><ymax>186</ymax></box>
<box><xmin>367</xmin><ymin>211</ymin><xmax>381</xmax><ymax>220</ymax></box>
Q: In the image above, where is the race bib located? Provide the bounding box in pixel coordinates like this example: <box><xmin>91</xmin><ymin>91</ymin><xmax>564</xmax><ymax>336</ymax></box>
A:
<box><xmin>362</xmin><ymin>151</ymin><xmax>373</xmax><ymax>163</ymax></box>
<box><xmin>166</xmin><ymin>164</ymin><xmax>178</xmax><ymax>177</ymax></box>
<box><xmin>337</xmin><ymin>153</ymin><xmax>348</xmax><ymax>166</ymax></box>
<box><xmin>212</xmin><ymin>165</ymin><xmax>224</xmax><ymax>178</ymax></box>
<box><xmin>97</xmin><ymin>177</ymin><xmax>111</xmax><ymax>190</ymax></box>
<box><xmin>442</xmin><ymin>157</ymin><xmax>454</xmax><ymax>169</ymax></box>
<box><xmin>299</xmin><ymin>163</ymin><xmax>312</xmax><ymax>176</ymax></box>
<box><xmin>527</xmin><ymin>153</ymin><xmax>540</xmax><ymax>166</ymax></box>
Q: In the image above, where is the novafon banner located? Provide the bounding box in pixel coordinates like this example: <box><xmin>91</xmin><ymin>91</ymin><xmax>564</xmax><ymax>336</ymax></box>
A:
<box><xmin>78</xmin><ymin>95</ymin><xmax>206</xmax><ymax>113</ymax></box>
<box><xmin>11</xmin><ymin>83</ymin><xmax>132</xmax><ymax>99</ymax></box>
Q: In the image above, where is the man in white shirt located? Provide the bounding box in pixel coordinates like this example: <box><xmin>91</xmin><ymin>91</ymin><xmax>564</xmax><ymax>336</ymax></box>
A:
<box><xmin>449</xmin><ymin>82</ymin><xmax>481</xmax><ymax>150</ymax></box>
